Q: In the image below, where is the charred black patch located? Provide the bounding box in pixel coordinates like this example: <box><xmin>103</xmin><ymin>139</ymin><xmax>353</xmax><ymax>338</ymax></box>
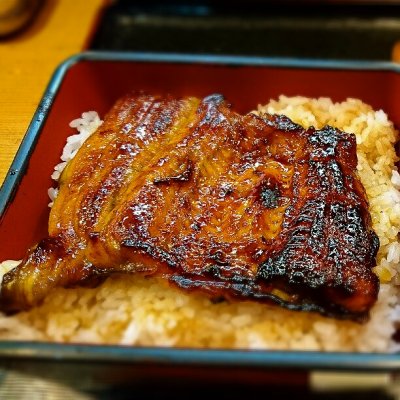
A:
<box><xmin>205</xmin><ymin>264</ymin><xmax>247</xmax><ymax>283</ymax></box>
<box><xmin>153</xmin><ymin>161</ymin><xmax>193</xmax><ymax>185</ymax></box>
<box><xmin>259</xmin><ymin>175</ymin><xmax>282</xmax><ymax>209</ymax></box>
<box><xmin>209</xmin><ymin>250</ymin><xmax>227</xmax><ymax>265</ymax></box>
<box><xmin>206</xmin><ymin>264</ymin><xmax>223</xmax><ymax>278</ymax></box>
<box><xmin>122</xmin><ymin>239</ymin><xmax>177</xmax><ymax>268</ymax></box>
<box><xmin>260</xmin><ymin>187</ymin><xmax>280</xmax><ymax>209</ymax></box>
<box><xmin>308</xmin><ymin>126</ymin><xmax>340</xmax><ymax>158</ymax></box>
<box><xmin>259</xmin><ymin>177</ymin><xmax>281</xmax><ymax>209</ymax></box>
<box><xmin>272</xmin><ymin>114</ymin><xmax>303</xmax><ymax>132</ymax></box>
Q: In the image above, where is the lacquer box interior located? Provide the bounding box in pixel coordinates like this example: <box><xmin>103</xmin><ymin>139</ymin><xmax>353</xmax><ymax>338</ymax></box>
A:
<box><xmin>1</xmin><ymin>53</ymin><xmax>400</xmax><ymax>381</ymax></box>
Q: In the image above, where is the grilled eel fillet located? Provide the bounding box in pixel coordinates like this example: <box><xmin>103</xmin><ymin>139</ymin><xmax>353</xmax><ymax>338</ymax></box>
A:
<box><xmin>0</xmin><ymin>93</ymin><xmax>379</xmax><ymax>319</ymax></box>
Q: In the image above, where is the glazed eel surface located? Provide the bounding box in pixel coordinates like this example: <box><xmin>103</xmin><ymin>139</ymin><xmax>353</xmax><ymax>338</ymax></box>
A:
<box><xmin>0</xmin><ymin>93</ymin><xmax>379</xmax><ymax>320</ymax></box>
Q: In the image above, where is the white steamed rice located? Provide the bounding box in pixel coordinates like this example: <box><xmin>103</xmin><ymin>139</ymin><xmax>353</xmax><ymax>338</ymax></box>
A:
<box><xmin>0</xmin><ymin>96</ymin><xmax>399</xmax><ymax>352</ymax></box>
<box><xmin>48</xmin><ymin>111</ymin><xmax>103</xmax><ymax>206</ymax></box>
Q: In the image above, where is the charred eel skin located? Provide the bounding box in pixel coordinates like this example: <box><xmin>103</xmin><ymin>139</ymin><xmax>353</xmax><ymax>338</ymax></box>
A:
<box><xmin>0</xmin><ymin>93</ymin><xmax>379</xmax><ymax>320</ymax></box>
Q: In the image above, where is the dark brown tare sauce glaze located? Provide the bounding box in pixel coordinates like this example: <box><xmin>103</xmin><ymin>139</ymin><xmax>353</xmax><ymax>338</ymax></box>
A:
<box><xmin>0</xmin><ymin>93</ymin><xmax>379</xmax><ymax>320</ymax></box>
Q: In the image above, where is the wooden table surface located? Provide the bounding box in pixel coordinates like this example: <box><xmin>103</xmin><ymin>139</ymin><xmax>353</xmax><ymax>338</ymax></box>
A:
<box><xmin>0</xmin><ymin>0</ymin><xmax>104</xmax><ymax>187</ymax></box>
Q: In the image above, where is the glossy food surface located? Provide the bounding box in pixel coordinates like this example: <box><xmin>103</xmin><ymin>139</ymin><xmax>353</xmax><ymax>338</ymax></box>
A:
<box><xmin>0</xmin><ymin>93</ymin><xmax>379</xmax><ymax>319</ymax></box>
